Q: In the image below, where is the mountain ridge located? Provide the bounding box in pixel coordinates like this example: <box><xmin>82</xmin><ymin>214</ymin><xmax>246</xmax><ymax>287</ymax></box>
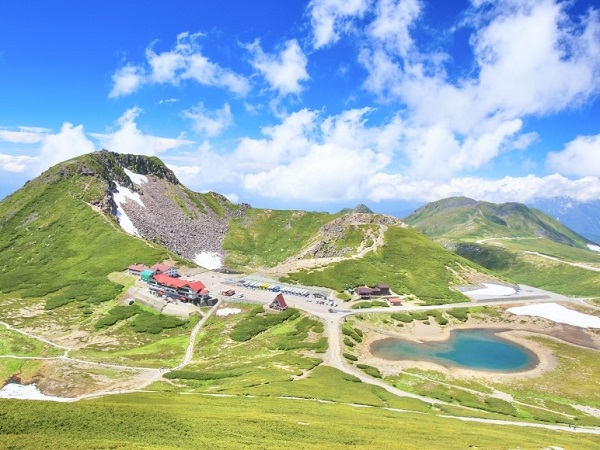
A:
<box><xmin>404</xmin><ymin>196</ymin><xmax>591</xmax><ymax>248</ymax></box>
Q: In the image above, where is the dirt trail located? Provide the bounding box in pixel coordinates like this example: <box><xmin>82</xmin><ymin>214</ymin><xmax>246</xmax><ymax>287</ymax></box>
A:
<box><xmin>0</xmin><ymin>301</ymin><xmax>222</xmax><ymax>400</ymax></box>
<box><xmin>524</xmin><ymin>251</ymin><xmax>600</xmax><ymax>272</ymax></box>
<box><xmin>263</xmin><ymin>223</ymin><xmax>388</xmax><ymax>278</ymax></box>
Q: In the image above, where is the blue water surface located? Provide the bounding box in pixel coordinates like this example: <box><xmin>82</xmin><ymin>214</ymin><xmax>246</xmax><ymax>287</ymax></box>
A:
<box><xmin>370</xmin><ymin>329</ymin><xmax>537</xmax><ymax>372</ymax></box>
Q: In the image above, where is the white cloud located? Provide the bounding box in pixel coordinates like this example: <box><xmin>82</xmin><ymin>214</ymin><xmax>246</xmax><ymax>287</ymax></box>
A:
<box><xmin>91</xmin><ymin>107</ymin><xmax>194</xmax><ymax>156</ymax></box>
<box><xmin>182</xmin><ymin>103</ymin><xmax>233</xmax><ymax>137</ymax></box>
<box><xmin>546</xmin><ymin>134</ymin><xmax>600</xmax><ymax>177</ymax></box>
<box><xmin>109</xmin><ymin>32</ymin><xmax>250</xmax><ymax>98</ymax></box>
<box><xmin>0</xmin><ymin>153</ymin><xmax>38</xmax><ymax>172</ymax></box>
<box><xmin>0</xmin><ymin>127</ymin><xmax>47</xmax><ymax>144</ymax></box>
<box><xmin>368</xmin><ymin>0</ymin><xmax>421</xmax><ymax>57</ymax></box>
<box><xmin>37</xmin><ymin>123</ymin><xmax>96</xmax><ymax>172</ymax></box>
<box><xmin>309</xmin><ymin>0</ymin><xmax>372</xmax><ymax>48</ymax></box>
<box><xmin>109</xmin><ymin>64</ymin><xmax>145</xmax><ymax>98</ymax></box>
<box><xmin>235</xmin><ymin>108</ymin><xmax>398</xmax><ymax>201</ymax></box>
<box><xmin>365</xmin><ymin>172</ymin><xmax>600</xmax><ymax>204</ymax></box>
<box><xmin>248</xmin><ymin>39</ymin><xmax>309</xmax><ymax>96</ymax></box>
<box><xmin>157</xmin><ymin>98</ymin><xmax>179</xmax><ymax>105</ymax></box>
<box><xmin>354</xmin><ymin>0</ymin><xmax>600</xmax><ymax>181</ymax></box>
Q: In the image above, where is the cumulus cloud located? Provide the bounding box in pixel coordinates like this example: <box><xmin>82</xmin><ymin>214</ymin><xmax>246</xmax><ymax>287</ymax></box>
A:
<box><xmin>182</xmin><ymin>103</ymin><xmax>233</xmax><ymax>137</ymax></box>
<box><xmin>91</xmin><ymin>107</ymin><xmax>194</xmax><ymax>156</ymax></box>
<box><xmin>247</xmin><ymin>39</ymin><xmax>310</xmax><ymax>96</ymax></box>
<box><xmin>0</xmin><ymin>127</ymin><xmax>48</xmax><ymax>144</ymax></box>
<box><xmin>109</xmin><ymin>32</ymin><xmax>250</xmax><ymax>98</ymax></box>
<box><xmin>309</xmin><ymin>0</ymin><xmax>371</xmax><ymax>48</ymax></box>
<box><xmin>546</xmin><ymin>134</ymin><xmax>600</xmax><ymax>177</ymax></box>
<box><xmin>0</xmin><ymin>153</ymin><xmax>38</xmax><ymax>172</ymax></box>
<box><xmin>350</xmin><ymin>0</ymin><xmax>600</xmax><ymax>181</ymax></box>
<box><xmin>232</xmin><ymin>108</ymin><xmax>399</xmax><ymax>201</ymax></box>
<box><xmin>37</xmin><ymin>123</ymin><xmax>96</xmax><ymax>172</ymax></box>
<box><xmin>368</xmin><ymin>0</ymin><xmax>421</xmax><ymax>57</ymax></box>
<box><xmin>109</xmin><ymin>64</ymin><xmax>145</xmax><ymax>98</ymax></box>
<box><xmin>365</xmin><ymin>172</ymin><xmax>600</xmax><ymax>204</ymax></box>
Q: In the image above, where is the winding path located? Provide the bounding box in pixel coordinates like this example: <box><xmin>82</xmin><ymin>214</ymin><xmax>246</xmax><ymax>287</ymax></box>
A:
<box><xmin>0</xmin><ymin>300</ymin><xmax>222</xmax><ymax>401</ymax></box>
<box><xmin>2</xmin><ymin>286</ymin><xmax>599</xmax><ymax>435</ymax></box>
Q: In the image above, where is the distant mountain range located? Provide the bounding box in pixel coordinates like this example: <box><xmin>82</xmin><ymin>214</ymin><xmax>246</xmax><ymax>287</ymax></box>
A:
<box><xmin>528</xmin><ymin>197</ymin><xmax>600</xmax><ymax>244</ymax></box>
<box><xmin>403</xmin><ymin>196</ymin><xmax>591</xmax><ymax>249</ymax></box>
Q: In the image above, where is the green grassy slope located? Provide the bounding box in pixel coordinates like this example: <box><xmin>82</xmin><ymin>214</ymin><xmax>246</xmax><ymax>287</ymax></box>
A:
<box><xmin>405</xmin><ymin>196</ymin><xmax>590</xmax><ymax>247</ymax></box>
<box><xmin>1</xmin><ymin>392</ymin><xmax>597</xmax><ymax>449</ymax></box>
<box><xmin>454</xmin><ymin>243</ymin><xmax>600</xmax><ymax>297</ymax></box>
<box><xmin>284</xmin><ymin>227</ymin><xmax>486</xmax><ymax>304</ymax></box>
<box><xmin>404</xmin><ymin>197</ymin><xmax>600</xmax><ymax>297</ymax></box>
<box><xmin>223</xmin><ymin>208</ymin><xmax>340</xmax><ymax>268</ymax></box>
<box><xmin>0</xmin><ymin>157</ymin><xmax>179</xmax><ymax>311</ymax></box>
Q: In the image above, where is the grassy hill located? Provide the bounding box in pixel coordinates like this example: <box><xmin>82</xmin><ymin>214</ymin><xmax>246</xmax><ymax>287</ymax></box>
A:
<box><xmin>2</xmin><ymin>155</ymin><xmax>600</xmax><ymax>448</ymax></box>
<box><xmin>405</xmin><ymin>197</ymin><xmax>600</xmax><ymax>297</ymax></box>
<box><xmin>283</xmin><ymin>226</ymin><xmax>493</xmax><ymax>305</ymax></box>
<box><xmin>405</xmin><ymin>196</ymin><xmax>590</xmax><ymax>247</ymax></box>
<box><xmin>0</xmin><ymin>153</ymin><xmax>180</xmax><ymax>311</ymax></box>
<box><xmin>223</xmin><ymin>208</ymin><xmax>340</xmax><ymax>268</ymax></box>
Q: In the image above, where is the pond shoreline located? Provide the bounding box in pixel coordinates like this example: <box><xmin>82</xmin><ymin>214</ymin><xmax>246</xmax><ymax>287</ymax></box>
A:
<box><xmin>369</xmin><ymin>328</ymin><xmax>540</xmax><ymax>373</ymax></box>
<box><xmin>358</xmin><ymin>318</ymin><xmax>567</xmax><ymax>381</ymax></box>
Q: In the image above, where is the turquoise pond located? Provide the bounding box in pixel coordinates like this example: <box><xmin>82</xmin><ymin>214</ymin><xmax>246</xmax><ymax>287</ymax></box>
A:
<box><xmin>370</xmin><ymin>329</ymin><xmax>538</xmax><ymax>372</ymax></box>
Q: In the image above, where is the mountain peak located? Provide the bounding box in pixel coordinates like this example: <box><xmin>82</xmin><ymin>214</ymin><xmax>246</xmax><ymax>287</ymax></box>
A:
<box><xmin>405</xmin><ymin>197</ymin><xmax>589</xmax><ymax>248</ymax></box>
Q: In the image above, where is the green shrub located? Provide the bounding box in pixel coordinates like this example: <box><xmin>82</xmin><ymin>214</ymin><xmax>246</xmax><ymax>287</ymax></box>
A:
<box><xmin>435</xmin><ymin>316</ymin><xmax>448</xmax><ymax>325</ymax></box>
<box><xmin>484</xmin><ymin>398</ymin><xmax>518</xmax><ymax>417</ymax></box>
<box><xmin>447</xmin><ymin>308</ymin><xmax>469</xmax><ymax>322</ymax></box>
<box><xmin>130</xmin><ymin>312</ymin><xmax>186</xmax><ymax>334</ymax></box>
<box><xmin>356</xmin><ymin>364</ymin><xmax>382</xmax><ymax>378</ymax></box>
<box><xmin>95</xmin><ymin>304</ymin><xmax>141</xmax><ymax>329</ymax></box>
<box><xmin>342</xmin><ymin>327</ymin><xmax>362</xmax><ymax>343</ymax></box>
<box><xmin>344</xmin><ymin>338</ymin><xmax>355</xmax><ymax>347</ymax></box>
<box><xmin>391</xmin><ymin>312</ymin><xmax>413</xmax><ymax>323</ymax></box>
<box><xmin>231</xmin><ymin>308</ymin><xmax>300</xmax><ymax>342</ymax></box>
<box><xmin>409</xmin><ymin>311</ymin><xmax>429</xmax><ymax>321</ymax></box>
<box><xmin>343</xmin><ymin>353</ymin><xmax>358</xmax><ymax>361</ymax></box>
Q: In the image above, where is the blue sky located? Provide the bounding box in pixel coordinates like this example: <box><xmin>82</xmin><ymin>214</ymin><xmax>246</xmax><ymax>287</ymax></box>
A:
<box><xmin>1</xmin><ymin>0</ymin><xmax>599</xmax><ymax>213</ymax></box>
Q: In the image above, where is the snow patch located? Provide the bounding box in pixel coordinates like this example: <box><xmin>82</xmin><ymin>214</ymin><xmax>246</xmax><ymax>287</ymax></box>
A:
<box><xmin>194</xmin><ymin>251</ymin><xmax>222</xmax><ymax>270</ymax></box>
<box><xmin>113</xmin><ymin>182</ymin><xmax>145</xmax><ymax>237</ymax></box>
<box><xmin>464</xmin><ymin>283</ymin><xmax>516</xmax><ymax>297</ymax></box>
<box><xmin>216</xmin><ymin>308</ymin><xmax>241</xmax><ymax>317</ymax></box>
<box><xmin>507</xmin><ymin>303</ymin><xmax>600</xmax><ymax>328</ymax></box>
<box><xmin>587</xmin><ymin>244</ymin><xmax>600</xmax><ymax>252</ymax></box>
<box><xmin>0</xmin><ymin>383</ymin><xmax>71</xmax><ymax>402</ymax></box>
<box><xmin>123</xmin><ymin>167</ymin><xmax>148</xmax><ymax>186</ymax></box>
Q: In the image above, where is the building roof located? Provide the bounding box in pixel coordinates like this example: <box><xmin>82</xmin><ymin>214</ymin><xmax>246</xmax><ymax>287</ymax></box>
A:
<box><xmin>151</xmin><ymin>263</ymin><xmax>176</xmax><ymax>273</ymax></box>
<box><xmin>356</xmin><ymin>287</ymin><xmax>376</xmax><ymax>294</ymax></box>
<box><xmin>272</xmin><ymin>293</ymin><xmax>287</xmax><ymax>309</ymax></box>
<box><xmin>129</xmin><ymin>264</ymin><xmax>150</xmax><ymax>272</ymax></box>
<box><xmin>153</xmin><ymin>274</ymin><xmax>206</xmax><ymax>293</ymax></box>
<box><xmin>388</xmin><ymin>297</ymin><xmax>403</xmax><ymax>304</ymax></box>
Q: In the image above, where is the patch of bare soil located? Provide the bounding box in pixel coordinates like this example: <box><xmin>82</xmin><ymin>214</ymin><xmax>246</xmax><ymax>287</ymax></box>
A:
<box><xmin>30</xmin><ymin>360</ymin><xmax>157</xmax><ymax>398</ymax></box>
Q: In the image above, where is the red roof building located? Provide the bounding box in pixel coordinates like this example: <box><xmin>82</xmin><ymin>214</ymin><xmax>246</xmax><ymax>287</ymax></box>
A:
<box><xmin>151</xmin><ymin>263</ymin><xmax>178</xmax><ymax>277</ymax></box>
<box><xmin>148</xmin><ymin>274</ymin><xmax>207</xmax><ymax>301</ymax></box>
<box><xmin>128</xmin><ymin>264</ymin><xmax>150</xmax><ymax>275</ymax></box>
<box><xmin>270</xmin><ymin>293</ymin><xmax>288</xmax><ymax>311</ymax></box>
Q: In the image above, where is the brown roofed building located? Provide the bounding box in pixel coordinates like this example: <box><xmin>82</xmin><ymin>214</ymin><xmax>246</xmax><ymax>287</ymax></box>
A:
<box><xmin>151</xmin><ymin>263</ymin><xmax>178</xmax><ymax>277</ymax></box>
<box><xmin>128</xmin><ymin>264</ymin><xmax>150</xmax><ymax>276</ymax></box>
<box><xmin>270</xmin><ymin>293</ymin><xmax>288</xmax><ymax>311</ymax></box>
<box><xmin>356</xmin><ymin>284</ymin><xmax>392</xmax><ymax>299</ymax></box>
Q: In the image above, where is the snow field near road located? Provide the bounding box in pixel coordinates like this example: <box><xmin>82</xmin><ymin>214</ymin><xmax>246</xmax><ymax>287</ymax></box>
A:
<box><xmin>507</xmin><ymin>303</ymin><xmax>600</xmax><ymax>328</ymax></box>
